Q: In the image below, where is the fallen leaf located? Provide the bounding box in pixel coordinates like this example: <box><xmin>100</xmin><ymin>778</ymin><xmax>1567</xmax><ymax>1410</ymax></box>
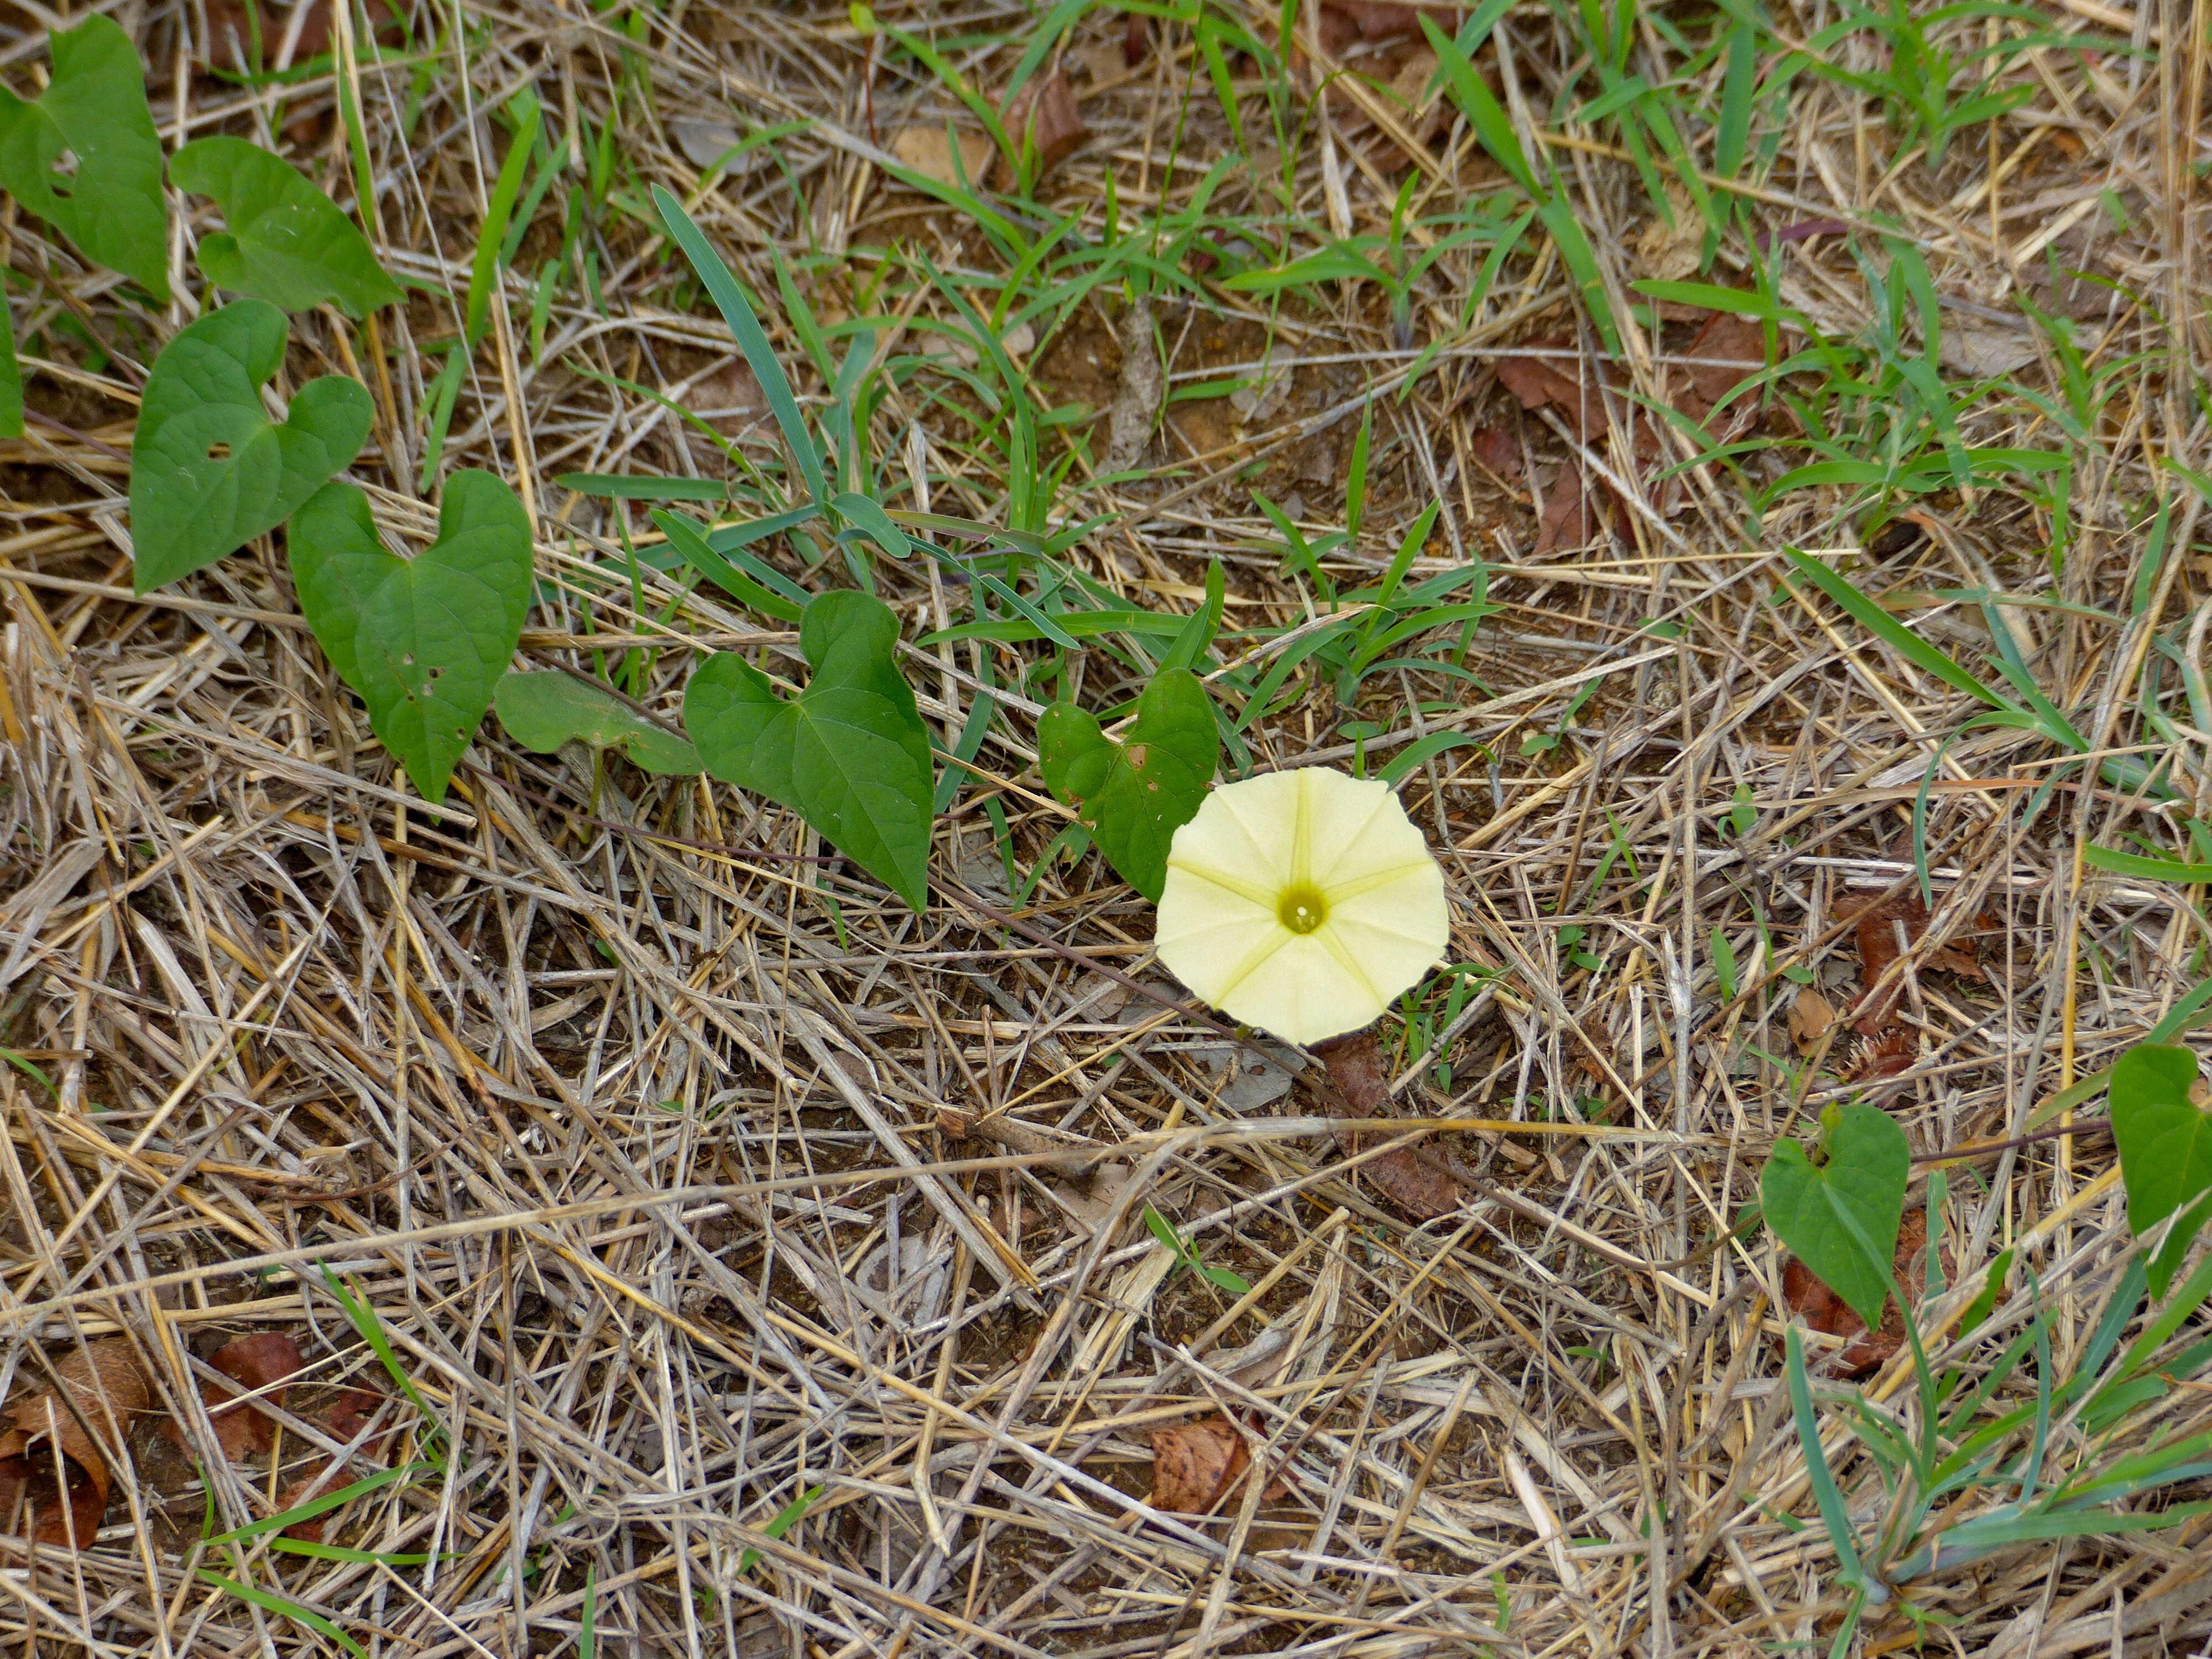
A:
<box><xmin>1783</xmin><ymin>1209</ymin><xmax>1951</xmax><ymax>1377</ymax></box>
<box><xmin>1314</xmin><ymin>1029</ymin><xmax>1465</xmax><ymax>1219</ymax></box>
<box><xmin>1469</xmin><ymin>424</ymin><xmax>1520</xmax><ymax>478</ymax></box>
<box><xmin>1788</xmin><ymin>987</ymin><xmax>1835</xmax><ymax>1055</ymax></box>
<box><xmin>1126</xmin><ymin>11</ymin><xmax>1150</xmax><ymax>66</ymax></box>
<box><xmin>1679</xmin><ymin>311</ymin><xmax>1768</xmax><ymax>408</ymax></box>
<box><xmin>1833</xmin><ymin>890</ymin><xmax>1986</xmax><ymax>1036</ymax></box>
<box><xmin>1321</xmin><ymin>1</ymin><xmax>1465</xmax><ymax>43</ymax></box>
<box><xmin>1853</xmin><ymin>1026</ymin><xmax>1917</xmax><ymax>1083</ymax></box>
<box><xmin>1634</xmin><ymin>189</ymin><xmax>1703</xmax><ymax>284</ymax></box>
<box><xmin>199</xmin><ymin>0</ymin><xmax>400</xmax><ymax>70</ymax></box>
<box><xmin>1149</xmin><ymin>1414</ymin><xmax>1289</xmax><ymax>1512</ymax></box>
<box><xmin>279</xmin><ymin>1388</ymin><xmax>390</xmax><ymax>1543</ymax></box>
<box><xmin>889</xmin><ymin>125</ymin><xmax>996</xmax><ymax>190</ymax></box>
<box><xmin>667</xmin><ymin>117</ymin><xmax>744</xmax><ymax>172</ymax></box>
<box><xmin>1533</xmin><ymin>465</ymin><xmax>1610</xmax><ymax>555</ymax></box>
<box><xmin>0</xmin><ymin>1339</ymin><xmax>149</xmax><ymax>1545</ymax></box>
<box><xmin>1105</xmin><ymin>298</ymin><xmax>1164</xmax><ymax>472</ymax></box>
<box><xmin>159</xmin><ymin>1333</ymin><xmax>304</xmax><ymax>1462</ymax></box>
<box><xmin>1000</xmin><ymin>69</ymin><xmax>1087</xmax><ymax>181</ymax></box>
<box><xmin>1496</xmin><ymin>341</ymin><xmax>1599</xmax><ymax>434</ymax></box>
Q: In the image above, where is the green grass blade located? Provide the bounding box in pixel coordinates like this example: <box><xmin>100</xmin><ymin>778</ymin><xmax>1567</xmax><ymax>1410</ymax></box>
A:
<box><xmin>199</xmin><ymin>1574</ymin><xmax>364</xmax><ymax>1658</ymax></box>
<box><xmin>465</xmin><ymin>103</ymin><xmax>540</xmax><ymax>348</ymax></box>
<box><xmin>650</xmin><ymin>185</ymin><xmax>827</xmax><ymax>508</ymax></box>
<box><xmin>556</xmin><ymin>473</ymin><xmax>728</xmax><ymax>502</ymax></box>
<box><xmin>651</xmin><ymin>509</ymin><xmax>806</xmax><ymax>624</ymax></box>
<box><xmin>206</xmin><ymin>1461</ymin><xmax>434</xmax><ymax>1545</ymax></box>
<box><xmin>1783</xmin><ymin>550</ymin><xmax>2011</xmax><ymax>710</ymax></box>
<box><xmin>2084</xmin><ymin>846</ymin><xmax>2212</xmax><ymax>882</ymax></box>
<box><xmin>1785</xmin><ymin>1328</ymin><xmax>1871</xmax><ymax>1594</ymax></box>
<box><xmin>740</xmin><ymin>1484</ymin><xmax>825</xmax><ymax>1573</ymax></box>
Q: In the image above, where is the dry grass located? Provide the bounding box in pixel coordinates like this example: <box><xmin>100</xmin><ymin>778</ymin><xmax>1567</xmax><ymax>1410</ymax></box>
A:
<box><xmin>1</xmin><ymin>0</ymin><xmax>2209</xmax><ymax>1654</ymax></box>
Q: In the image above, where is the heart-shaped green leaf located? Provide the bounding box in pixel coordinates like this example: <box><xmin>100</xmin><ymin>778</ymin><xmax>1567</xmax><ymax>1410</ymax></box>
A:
<box><xmin>2112</xmin><ymin>1044</ymin><xmax>2211</xmax><ymax>1235</ymax></box>
<box><xmin>171</xmin><ymin>138</ymin><xmax>402</xmax><ymax>317</ymax></box>
<box><xmin>288</xmin><ymin>471</ymin><xmax>533</xmax><ymax>804</ymax></box>
<box><xmin>1762</xmin><ymin>1103</ymin><xmax>1908</xmax><ymax>1332</ymax></box>
<box><xmin>0</xmin><ymin>17</ymin><xmax>169</xmax><ymax>302</ymax></box>
<box><xmin>129</xmin><ymin>301</ymin><xmax>373</xmax><ymax>593</ymax></box>
<box><xmin>1039</xmin><ymin>668</ymin><xmax>1217</xmax><ymax>902</ymax></box>
<box><xmin>685</xmin><ymin>590</ymin><xmax>933</xmax><ymax>910</ymax></box>
<box><xmin>495</xmin><ymin>672</ymin><xmax>700</xmax><ymax>774</ymax></box>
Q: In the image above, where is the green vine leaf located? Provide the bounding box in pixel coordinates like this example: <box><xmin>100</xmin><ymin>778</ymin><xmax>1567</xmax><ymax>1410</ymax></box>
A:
<box><xmin>128</xmin><ymin>301</ymin><xmax>372</xmax><ymax>593</ymax></box>
<box><xmin>288</xmin><ymin>472</ymin><xmax>533</xmax><ymax>804</ymax></box>
<box><xmin>495</xmin><ymin>672</ymin><xmax>701</xmax><ymax>775</ymax></box>
<box><xmin>1038</xmin><ymin>667</ymin><xmax>1217</xmax><ymax>902</ymax></box>
<box><xmin>2112</xmin><ymin>1045</ymin><xmax>2211</xmax><ymax>1237</ymax></box>
<box><xmin>1761</xmin><ymin>1103</ymin><xmax>1908</xmax><ymax>1332</ymax></box>
<box><xmin>171</xmin><ymin>138</ymin><xmax>401</xmax><ymax>317</ymax></box>
<box><xmin>0</xmin><ymin>16</ymin><xmax>170</xmax><ymax>301</ymax></box>
<box><xmin>685</xmin><ymin>590</ymin><xmax>933</xmax><ymax>910</ymax></box>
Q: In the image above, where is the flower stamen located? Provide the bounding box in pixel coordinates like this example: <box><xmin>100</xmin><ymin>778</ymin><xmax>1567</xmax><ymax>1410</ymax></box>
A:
<box><xmin>1277</xmin><ymin>883</ymin><xmax>1328</xmax><ymax>935</ymax></box>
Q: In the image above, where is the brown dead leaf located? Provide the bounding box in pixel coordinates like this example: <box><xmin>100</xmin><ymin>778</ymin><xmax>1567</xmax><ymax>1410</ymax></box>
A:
<box><xmin>1000</xmin><ymin>69</ymin><xmax>1087</xmax><ymax>181</ymax></box>
<box><xmin>889</xmin><ymin>125</ymin><xmax>996</xmax><ymax>190</ymax></box>
<box><xmin>1320</xmin><ymin>1</ymin><xmax>1465</xmax><ymax>43</ymax></box>
<box><xmin>1313</xmin><ymin>1029</ymin><xmax>1465</xmax><ymax>1219</ymax></box>
<box><xmin>159</xmin><ymin>1333</ymin><xmax>305</xmax><ymax>1462</ymax></box>
<box><xmin>1853</xmin><ymin>1026</ymin><xmax>1918</xmax><ymax>1083</ymax></box>
<box><xmin>1679</xmin><ymin>311</ymin><xmax>1768</xmax><ymax>409</ymax></box>
<box><xmin>1469</xmin><ymin>424</ymin><xmax>1520</xmax><ymax>479</ymax></box>
<box><xmin>279</xmin><ymin>1388</ymin><xmax>391</xmax><ymax>1543</ymax></box>
<box><xmin>1149</xmin><ymin>1414</ymin><xmax>1290</xmax><ymax>1514</ymax></box>
<box><xmin>200</xmin><ymin>0</ymin><xmax>400</xmax><ymax>70</ymax></box>
<box><xmin>1126</xmin><ymin>11</ymin><xmax>1150</xmax><ymax>66</ymax></box>
<box><xmin>1783</xmin><ymin>1209</ymin><xmax>1952</xmax><ymax>1377</ymax></box>
<box><xmin>1534</xmin><ymin>465</ymin><xmax>1611</xmax><ymax>555</ymax></box>
<box><xmin>1787</xmin><ymin>987</ymin><xmax>1835</xmax><ymax>1055</ymax></box>
<box><xmin>0</xmin><ymin>1339</ymin><xmax>150</xmax><ymax>1546</ymax></box>
<box><xmin>1833</xmin><ymin>890</ymin><xmax>1987</xmax><ymax>1035</ymax></box>
<box><xmin>1496</xmin><ymin>341</ymin><xmax>1599</xmax><ymax>434</ymax></box>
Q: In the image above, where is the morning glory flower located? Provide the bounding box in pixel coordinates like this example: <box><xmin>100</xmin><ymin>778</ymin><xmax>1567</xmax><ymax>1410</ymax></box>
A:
<box><xmin>1154</xmin><ymin>768</ymin><xmax>1449</xmax><ymax>1046</ymax></box>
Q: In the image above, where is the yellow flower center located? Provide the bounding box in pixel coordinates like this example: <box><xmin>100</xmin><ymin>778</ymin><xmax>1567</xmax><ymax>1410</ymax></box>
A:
<box><xmin>1277</xmin><ymin>882</ymin><xmax>1328</xmax><ymax>936</ymax></box>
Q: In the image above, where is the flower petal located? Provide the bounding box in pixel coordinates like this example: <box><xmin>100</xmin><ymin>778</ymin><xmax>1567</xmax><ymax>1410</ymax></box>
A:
<box><xmin>1165</xmin><ymin>768</ymin><xmax>1305</xmax><ymax>896</ymax></box>
<box><xmin>1211</xmin><ymin>935</ymin><xmax>1387</xmax><ymax>1046</ymax></box>
<box><xmin>1303</xmin><ymin>771</ymin><xmax>1437</xmax><ymax>893</ymax></box>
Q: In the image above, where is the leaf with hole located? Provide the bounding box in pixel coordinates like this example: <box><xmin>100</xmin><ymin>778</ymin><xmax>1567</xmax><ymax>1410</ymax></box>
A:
<box><xmin>685</xmin><ymin>590</ymin><xmax>933</xmax><ymax>910</ymax></box>
<box><xmin>1762</xmin><ymin>1103</ymin><xmax>1908</xmax><ymax>1333</ymax></box>
<box><xmin>288</xmin><ymin>472</ymin><xmax>532</xmax><ymax>804</ymax></box>
<box><xmin>1039</xmin><ymin>668</ymin><xmax>1217</xmax><ymax>902</ymax></box>
<box><xmin>2112</xmin><ymin>1044</ymin><xmax>2212</xmax><ymax>1237</ymax></box>
<box><xmin>171</xmin><ymin>137</ymin><xmax>401</xmax><ymax>317</ymax></box>
<box><xmin>129</xmin><ymin>300</ymin><xmax>372</xmax><ymax>592</ymax></box>
<box><xmin>495</xmin><ymin>672</ymin><xmax>700</xmax><ymax>774</ymax></box>
<box><xmin>0</xmin><ymin>16</ymin><xmax>169</xmax><ymax>301</ymax></box>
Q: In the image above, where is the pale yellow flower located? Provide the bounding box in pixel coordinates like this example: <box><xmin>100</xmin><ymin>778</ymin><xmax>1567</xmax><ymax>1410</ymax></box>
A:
<box><xmin>1155</xmin><ymin>768</ymin><xmax>1449</xmax><ymax>1046</ymax></box>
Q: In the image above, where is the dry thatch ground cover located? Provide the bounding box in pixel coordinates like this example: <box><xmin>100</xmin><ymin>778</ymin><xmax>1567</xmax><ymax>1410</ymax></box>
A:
<box><xmin>1</xmin><ymin>0</ymin><xmax>2210</xmax><ymax>1654</ymax></box>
